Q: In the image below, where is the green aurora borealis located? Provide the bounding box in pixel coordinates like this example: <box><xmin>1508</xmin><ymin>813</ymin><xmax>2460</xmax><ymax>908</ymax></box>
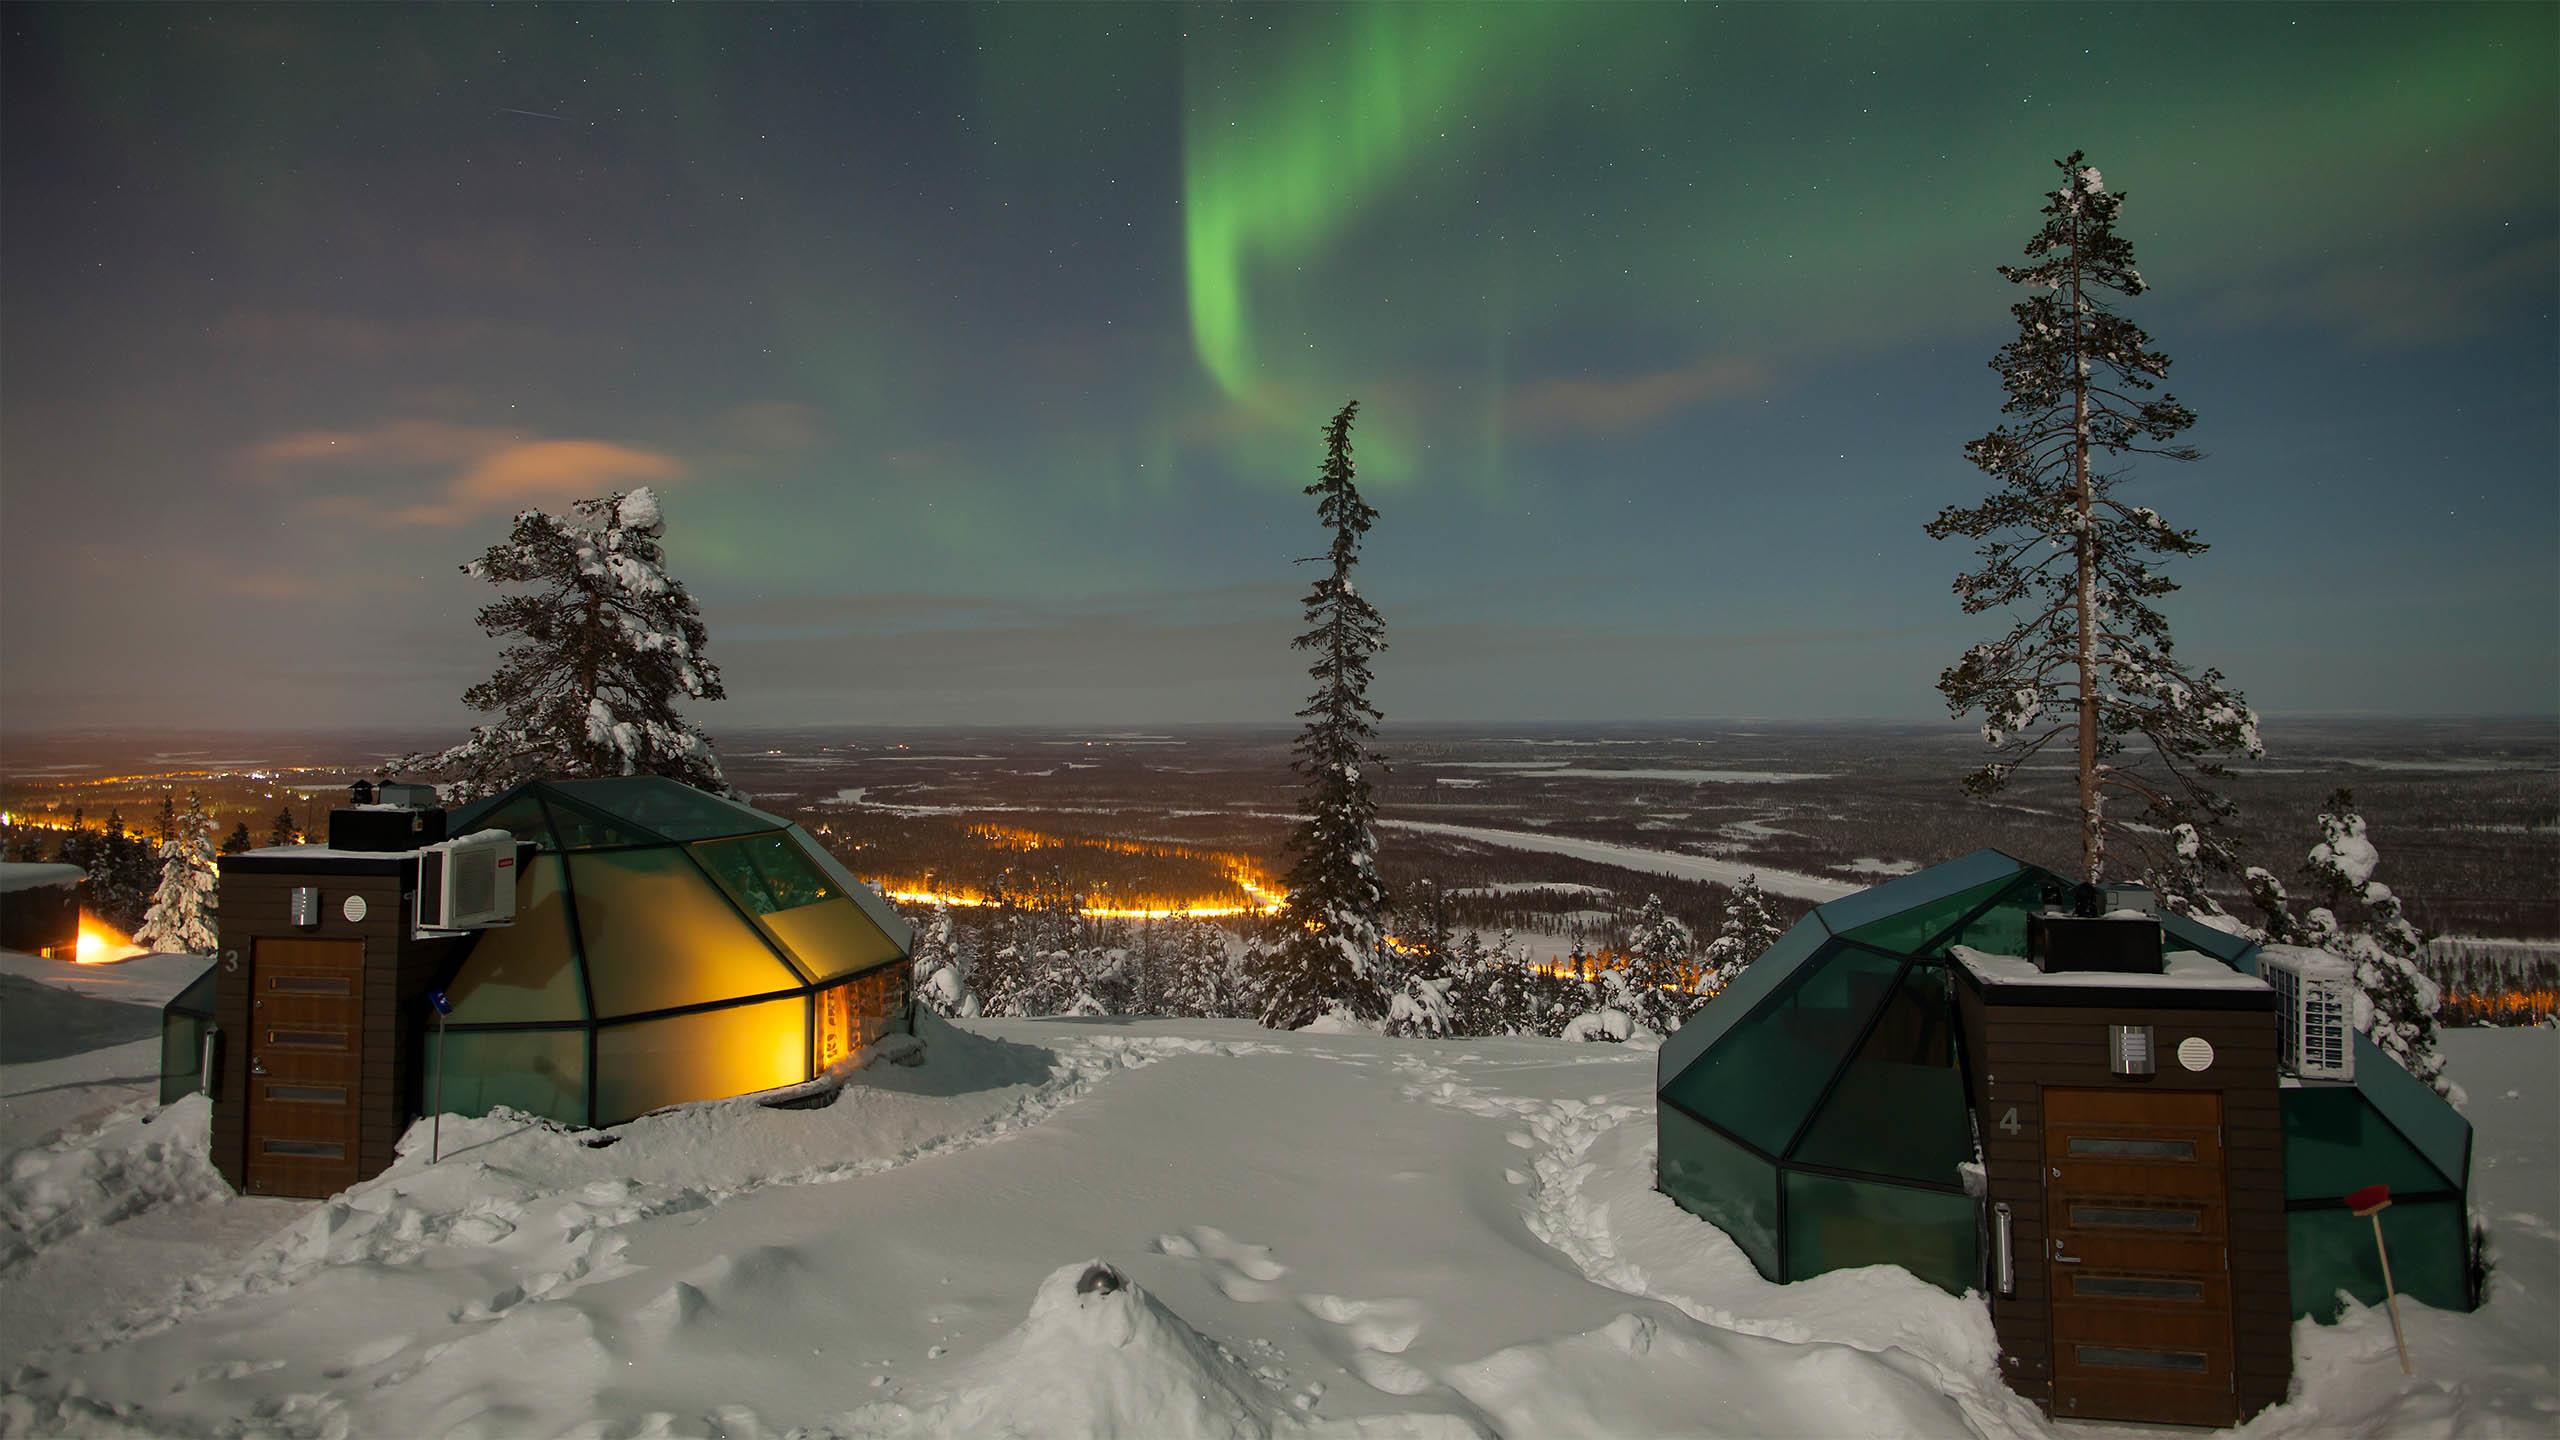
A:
<box><xmin>1</xmin><ymin>2</ymin><xmax>2552</xmax><ymax>727</ymax></box>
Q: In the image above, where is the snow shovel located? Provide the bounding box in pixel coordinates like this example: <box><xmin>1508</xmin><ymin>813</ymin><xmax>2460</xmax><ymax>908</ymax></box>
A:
<box><xmin>2345</xmin><ymin>1183</ymin><xmax>2412</xmax><ymax>1375</ymax></box>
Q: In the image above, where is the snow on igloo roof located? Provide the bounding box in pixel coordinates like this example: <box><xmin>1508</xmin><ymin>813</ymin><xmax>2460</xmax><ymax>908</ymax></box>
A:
<box><xmin>0</xmin><ymin>862</ymin><xmax>87</xmax><ymax>894</ymax></box>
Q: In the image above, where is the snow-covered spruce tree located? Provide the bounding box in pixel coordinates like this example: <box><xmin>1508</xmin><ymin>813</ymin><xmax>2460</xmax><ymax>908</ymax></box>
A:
<box><xmin>975</xmin><ymin>934</ymin><xmax>1032</xmax><ymax>1018</ymax></box>
<box><xmin>80</xmin><ymin>811</ymin><xmax>157</xmax><ymax>932</ymax></box>
<box><xmin>2251</xmin><ymin>790</ymin><xmax>2457</xmax><ymax>1100</ymax></box>
<box><xmin>1173</xmin><ymin>919</ymin><xmax>1249</xmax><ymax>1019</ymax></box>
<box><xmin>908</xmin><ymin>900</ymin><xmax>982</xmax><ymax>1018</ymax></box>
<box><xmin>1256</xmin><ymin>401</ymin><xmax>1392</xmax><ymax>1030</ymax></box>
<box><xmin>1927</xmin><ymin>152</ymin><xmax>2260</xmax><ymax>886</ymax></box>
<box><xmin>1442</xmin><ymin>930</ymin><xmax>1495</xmax><ymax>1036</ymax></box>
<box><xmin>1620</xmin><ymin>894</ymin><xmax>1698</xmax><ymax>1036</ymax></box>
<box><xmin>1017</xmin><ymin>944</ymin><xmax>1109</xmax><ymax>1018</ymax></box>
<box><xmin>1698</xmin><ymin>874</ymin><xmax>1783</xmax><ymax>998</ymax></box>
<box><xmin>135</xmin><ymin>792</ymin><xmax>219</xmax><ymax>955</ymax></box>
<box><xmin>1558</xmin><ymin>939</ymin><xmax>1634</xmax><ymax>1042</ymax></box>
<box><xmin>1477</xmin><ymin>929</ymin><xmax>1542</xmax><ymax>1037</ymax></box>
<box><xmin>1528</xmin><ymin>941</ymin><xmax>1588</xmax><ymax>1039</ymax></box>
<box><xmin>1382</xmin><ymin>881</ymin><xmax>1456</xmax><ymax>1038</ymax></box>
<box><xmin>419</xmin><ymin>488</ymin><xmax>730</xmax><ymax>801</ymax></box>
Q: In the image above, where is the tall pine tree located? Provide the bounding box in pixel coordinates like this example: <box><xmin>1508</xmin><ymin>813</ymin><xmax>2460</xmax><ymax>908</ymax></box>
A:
<box><xmin>1256</xmin><ymin>401</ymin><xmax>1392</xmax><ymax>1030</ymax></box>
<box><xmin>1928</xmin><ymin>152</ymin><xmax>2261</xmax><ymax>885</ymax></box>
<box><xmin>417</xmin><ymin>488</ymin><xmax>730</xmax><ymax>800</ymax></box>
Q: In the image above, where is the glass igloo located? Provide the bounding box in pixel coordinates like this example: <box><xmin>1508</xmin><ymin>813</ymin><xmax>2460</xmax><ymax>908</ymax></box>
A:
<box><xmin>430</xmin><ymin>777</ymin><xmax>914</xmax><ymax>1127</ymax></box>
<box><xmin>1656</xmin><ymin>850</ymin><xmax>2475</xmax><ymax>1314</ymax></box>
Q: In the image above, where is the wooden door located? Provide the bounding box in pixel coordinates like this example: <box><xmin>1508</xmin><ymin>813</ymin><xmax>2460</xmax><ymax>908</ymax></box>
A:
<box><xmin>2043</xmin><ymin>1087</ymin><xmax>2237</xmax><ymax>1428</ymax></box>
<box><xmin>244</xmin><ymin>937</ymin><xmax>365</xmax><ymax>1197</ymax></box>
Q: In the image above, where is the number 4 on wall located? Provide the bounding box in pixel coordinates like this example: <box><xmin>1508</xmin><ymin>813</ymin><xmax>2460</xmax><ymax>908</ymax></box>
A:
<box><xmin>1999</xmin><ymin>1106</ymin><xmax>2022</xmax><ymax>1137</ymax></box>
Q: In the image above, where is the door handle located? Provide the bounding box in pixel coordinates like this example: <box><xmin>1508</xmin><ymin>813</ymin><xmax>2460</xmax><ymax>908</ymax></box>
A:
<box><xmin>2053</xmin><ymin>1239</ymin><xmax>2081</xmax><ymax>1264</ymax></box>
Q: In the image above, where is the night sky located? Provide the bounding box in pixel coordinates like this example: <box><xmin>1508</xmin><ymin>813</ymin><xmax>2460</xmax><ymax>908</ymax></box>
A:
<box><xmin>3</xmin><ymin>3</ymin><xmax>2552</xmax><ymax>732</ymax></box>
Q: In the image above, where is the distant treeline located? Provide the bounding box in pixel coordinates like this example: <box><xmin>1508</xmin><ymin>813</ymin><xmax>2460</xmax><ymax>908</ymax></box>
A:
<box><xmin>2422</xmin><ymin>939</ymin><xmax>2560</xmax><ymax>1028</ymax></box>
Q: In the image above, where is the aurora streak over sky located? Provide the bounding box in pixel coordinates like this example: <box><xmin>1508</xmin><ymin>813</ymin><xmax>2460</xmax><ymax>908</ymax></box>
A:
<box><xmin>2</xmin><ymin>2</ymin><xmax>2552</xmax><ymax>729</ymax></box>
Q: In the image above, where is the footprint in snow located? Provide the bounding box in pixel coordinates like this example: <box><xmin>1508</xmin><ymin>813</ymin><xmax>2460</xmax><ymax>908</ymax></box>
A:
<box><xmin>1151</xmin><ymin>1224</ymin><xmax>1290</xmax><ymax>1301</ymax></box>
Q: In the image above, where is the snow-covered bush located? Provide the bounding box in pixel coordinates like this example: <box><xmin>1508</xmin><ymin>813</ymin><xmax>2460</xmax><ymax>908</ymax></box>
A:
<box><xmin>135</xmin><ymin>792</ymin><xmax>219</xmax><ymax>955</ymax></box>
<box><xmin>1698</xmin><ymin>874</ymin><xmax>1783</xmax><ymax>999</ymax></box>
<box><xmin>2250</xmin><ymin>790</ymin><xmax>2457</xmax><ymax>1101</ymax></box>
<box><xmin>1619</xmin><ymin>894</ymin><xmax>1696</xmax><ymax>1036</ymax></box>
<box><xmin>908</xmin><ymin>901</ymin><xmax>982</xmax><ymax>1019</ymax></box>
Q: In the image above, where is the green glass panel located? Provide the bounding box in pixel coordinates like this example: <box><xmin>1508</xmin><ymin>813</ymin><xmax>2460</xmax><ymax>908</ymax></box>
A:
<box><xmin>443</xmin><ymin>854</ymin><xmax>586</xmax><ymax>1022</ymax></box>
<box><xmin>2161</xmin><ymin>909</ymin><xmax>2259</xmax><ymax>969</ymax></box>
<box><xmin>1658</xmin><ymin>912</ymin><xmax>1828</xmax><ymax>1083</ymax></box>
<box><xmin>1811</xmin><ymin>850</ymin><xmax>2020</xmax><ymax>938</ymax></box>
<box><xmin>539</xmin><ymin>791</ymin><xmax>658</xmax><ymax>851</ymax></box>
<box><xmin>696</xmin><ymin>832</ymin><xmax>904</xmax><ymax>982</ymax></box>
<box><xmin>593</xmin><ymin>996</ymin><xmax>810</xmax><ymax>1124</ymax></box>
<box><xmin>694</xmin><ymin>833</ymin><xmax>840</xmax><ymax>916</ymax></box>
<box><xmin>2282</xmin><ymin>1086</ymin><xmax>2445</xmax><ymax>1201</ymax></box>
<box><xmin>159</xmin><ymin>1011</ymin><xmax>211</xmax><ymax>1103</ymax></box>
<box><xmin>2346</xmin><ymin>1031</ymin><xmax>2470</xmax><ymax>1188</ymax></box>
<box><xmin>1933</xmin><ymin>888</ymin><xmax>2039</xmax><ymax>963</ymax></box>
<box><xmin>1783</xmin><ymin>1171</ymin><xmax>1979</xmax><ymax>1294</ymax></box>
<box><xmin>789</xmin><ymin>825</ymin><xmax>915</xmax><ymax>952</ymax></box>
<box><xmin>570</xmin><ymin>849</ymin><xmax>801</xmax><ymax>1017</ymax></box>
<box><xmin>1658</xmin><ymin>1104</ymin><xmax>1779</xmax><ymax>1280</ymax></box>
<box><xmin>1840</xmin><ymin>872</ymin><xmax>2024</xmax><ymax>957</ymax></box>
<box><xmin>448</xmin><ymin>791</ymin><xmax>557</xmax><ymax>851</ymax></box>
<box><xmin>2287</xmin><ymin>1199</ymin><xmax>2470</xmax><ymax>1321</ymax></box>
<box><xmin>424</xmin><ymin>1027</ymin><xmax>588</xmax><ymax>1127</ymax></box>
<box><xmin>549</xmin><ymin>778</ymin><xmax>777</xmax><ymax>841</ymax></box>
<box><xmin>164</xmin><ymin>962</ymin><xmax>218</xmax><ymax>1017</ymax></box>
<box><xmin>1662</xmin><ymin>942</ymin><xmax>1901</xmax><ymax>1156</ymax></box>
<box><xmin>1792</xmin><ymin>965</ymin><xmax>1972</xmax><ymax>1183</ymax></box>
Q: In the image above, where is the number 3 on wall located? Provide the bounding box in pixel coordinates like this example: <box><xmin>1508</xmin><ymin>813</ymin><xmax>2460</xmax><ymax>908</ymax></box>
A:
<box><xmin>1998</xmin><ymin>1106</ymin><xmax>2022</xmax><ymax>1137</ymax></box>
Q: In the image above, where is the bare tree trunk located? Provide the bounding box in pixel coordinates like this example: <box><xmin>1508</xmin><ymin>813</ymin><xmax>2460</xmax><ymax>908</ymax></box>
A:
<box><xmin>2070</xmin><ymin>205</ymin><xmax>2102</xmax><ymax>884</ymax></box>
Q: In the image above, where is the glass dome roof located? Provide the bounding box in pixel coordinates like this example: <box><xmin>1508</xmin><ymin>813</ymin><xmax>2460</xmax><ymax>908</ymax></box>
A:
<box><xmin>430</xmin><ymin>778</ymin><xmax>914</xmax><ymax>1126</ymax></box>
<box><xmin>1656</xmin><ymin>849</ymin><xmax>2473</xmax><ymax>1313</ymax></box>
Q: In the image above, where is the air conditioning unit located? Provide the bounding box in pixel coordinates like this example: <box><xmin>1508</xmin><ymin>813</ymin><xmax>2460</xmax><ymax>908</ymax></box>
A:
<box><xmin>2261</xmin><ymin>945</ymin><xmax>2356</xmax><ymax>1082</ymax></box>
<box><xmin>417</xmin><ymin>829</ymin><xmax>520</xmax><ymax>935</ymax></box>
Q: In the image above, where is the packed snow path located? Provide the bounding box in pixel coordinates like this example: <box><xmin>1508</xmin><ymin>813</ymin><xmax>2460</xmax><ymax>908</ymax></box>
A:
<box><xmin>1</xmin><ymin>1010</ymin><xmax>2553</xmax><ymax>1438</ymax></box>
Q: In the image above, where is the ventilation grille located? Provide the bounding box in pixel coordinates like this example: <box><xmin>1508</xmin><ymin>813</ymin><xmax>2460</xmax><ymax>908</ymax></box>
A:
<box><xmin>452</xmin><ymin>844</ymin><xmax>497</xmax><ymax>918</ymax></box>
<box><xmin>2263</xmin><ymin>950</ymin><xmax>2356</xmax><ymax>1082</ymax></box>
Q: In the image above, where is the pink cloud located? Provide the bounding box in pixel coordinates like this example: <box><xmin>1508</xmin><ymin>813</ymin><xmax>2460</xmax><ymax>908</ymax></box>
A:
<box><xmin>390</xmin><ymin>440</ymin><xmax>681</xmax><ymax>526</ymax></box>
<box><xmin>1505</xmin><ymin>358</ymin><xmax>1768</xmax><ymax>436</ymax></box>
<box><xmin>244</xmin><ymin>419</ymin><xmax>684</xmax><ymax>527</ymax></box>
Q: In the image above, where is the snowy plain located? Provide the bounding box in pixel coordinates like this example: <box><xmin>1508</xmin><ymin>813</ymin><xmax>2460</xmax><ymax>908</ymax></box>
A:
<box><xmin>0</xmin><ymin>952</ymin><xmax>2553</xmax><ymax>1439</ymax></box>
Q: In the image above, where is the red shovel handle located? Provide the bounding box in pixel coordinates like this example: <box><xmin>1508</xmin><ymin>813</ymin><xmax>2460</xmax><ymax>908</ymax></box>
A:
<box><xmin>2346</xmin><ymin>1183</ymin><xmax>2392</xmax><ymax>1217</ymax></box>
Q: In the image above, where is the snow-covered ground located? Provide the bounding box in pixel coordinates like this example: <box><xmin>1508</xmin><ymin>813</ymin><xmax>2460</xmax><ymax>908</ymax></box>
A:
<box><xmin>0</xmin><ymin>951</ymin><xmax>2551</xmax><ymax>1438</ymax></box>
